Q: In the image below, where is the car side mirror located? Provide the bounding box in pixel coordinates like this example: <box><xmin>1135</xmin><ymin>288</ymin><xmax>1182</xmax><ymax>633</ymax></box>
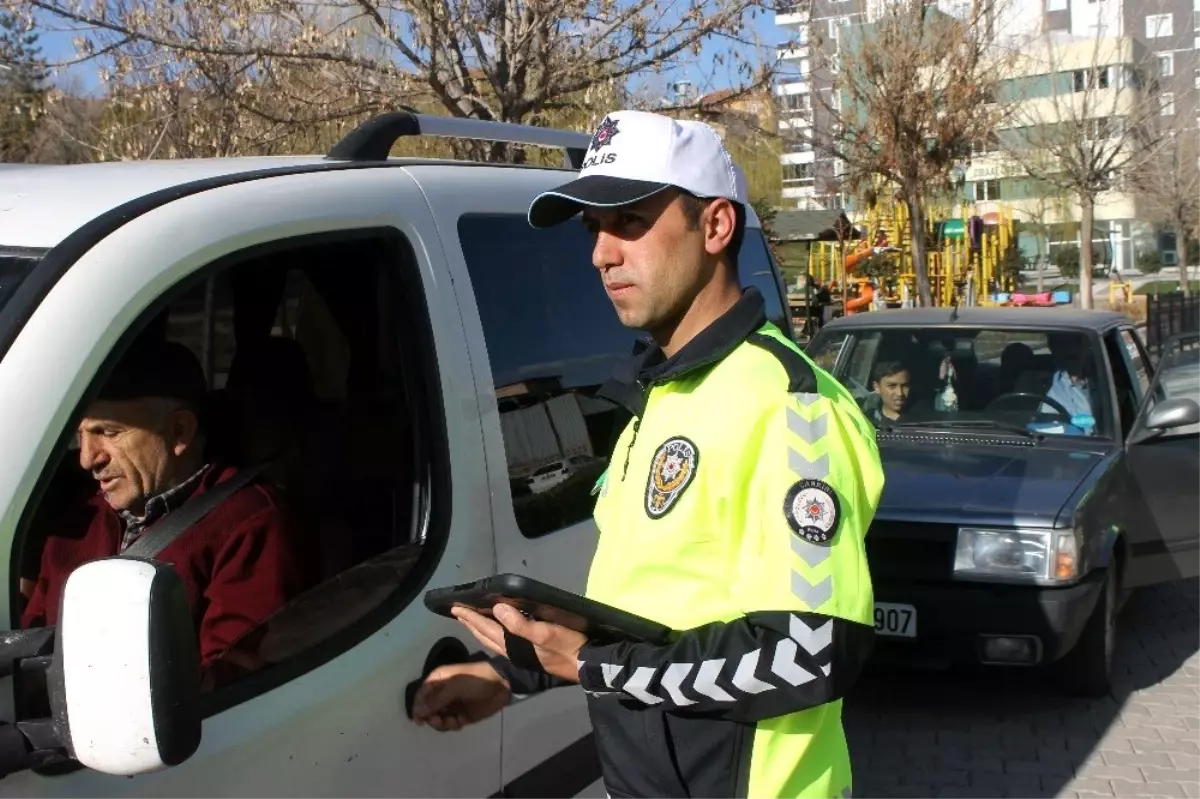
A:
<box><xmin>50</xmin><ymin>557</ymin><xmax>201</xmax><ymax>775</ymax></box>
<box><xmin>1145</xmin><ymin>397</ymin><xmax>1200</xmax><ymax>432</ymax></box>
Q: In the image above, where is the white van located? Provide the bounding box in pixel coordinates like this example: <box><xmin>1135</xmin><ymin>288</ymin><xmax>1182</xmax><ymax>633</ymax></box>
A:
<box><xmin>0</xmin><ymin>113</ymin><xmax>792</xmax><ymax>796</ymax></box>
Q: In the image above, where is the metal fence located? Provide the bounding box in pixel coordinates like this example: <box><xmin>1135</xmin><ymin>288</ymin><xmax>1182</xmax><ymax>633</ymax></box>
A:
<box><xmin>1145</xmin><ymin>294</ymin><xmax>1200</xmax><ymax>361</ymax></box>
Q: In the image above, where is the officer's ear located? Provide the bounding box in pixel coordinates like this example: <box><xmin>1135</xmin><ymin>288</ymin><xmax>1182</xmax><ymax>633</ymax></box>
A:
<box><xmin>701</xmin><ymin>198</ymin><xmax>737</xmax><ymax>259</ymax></box>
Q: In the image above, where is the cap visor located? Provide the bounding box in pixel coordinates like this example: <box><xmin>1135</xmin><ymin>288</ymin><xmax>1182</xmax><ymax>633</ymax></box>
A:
<box><xmin>527</xmin><ymin>175</ymin><xmax>671</xmax><ymax>228</ymax></box>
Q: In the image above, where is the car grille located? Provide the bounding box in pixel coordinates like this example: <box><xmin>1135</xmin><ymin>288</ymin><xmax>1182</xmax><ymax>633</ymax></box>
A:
<box><xmin>865</xmin><ymin>521</ymin><xmax>958</xmax><ymax>581</ymax></box>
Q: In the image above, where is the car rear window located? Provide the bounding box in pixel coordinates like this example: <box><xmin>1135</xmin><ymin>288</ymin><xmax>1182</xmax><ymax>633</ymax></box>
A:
<box><xmin>807</xmin><ymin>324</ymin><xmax>1115</xmax><ymax>439</ymax></box>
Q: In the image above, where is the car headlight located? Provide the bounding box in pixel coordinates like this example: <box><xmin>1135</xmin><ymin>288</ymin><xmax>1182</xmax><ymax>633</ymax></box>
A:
<box><xmin>953</xmin><ymin>527</ymin><xmax>1080</xmax><ymax>585</ymax></box>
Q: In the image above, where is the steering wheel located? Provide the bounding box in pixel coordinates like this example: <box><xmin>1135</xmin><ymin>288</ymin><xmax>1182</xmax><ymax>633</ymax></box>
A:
<box><xmin>985</xmin><ymin>391</ymin><xmax>1072</xmax><ymax>419</ymax></box>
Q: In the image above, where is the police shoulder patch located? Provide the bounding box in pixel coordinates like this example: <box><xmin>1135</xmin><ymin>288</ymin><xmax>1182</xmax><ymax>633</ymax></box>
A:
<box><xmin>783</xmin><ymin>479</ymin><xmax>841</xmax><ymax>546</ymax></box>
<box><xmin>645</xmin><ymin>436</ymin><xmax>699</xmax><ymax>519</ymax></box>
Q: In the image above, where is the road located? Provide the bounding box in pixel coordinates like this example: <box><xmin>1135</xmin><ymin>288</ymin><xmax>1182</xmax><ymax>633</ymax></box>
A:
<box><xmin>845</xmin><ymin>579</ymin><xmax>1200</xmax><ymax>798</ymax></box>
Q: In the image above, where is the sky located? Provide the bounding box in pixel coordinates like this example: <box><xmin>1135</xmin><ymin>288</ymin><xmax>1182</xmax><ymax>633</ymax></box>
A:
<box><xmin>31</xmin><ymin>5</ymin><xmax>790</xmax><ymax>102</ymax></box>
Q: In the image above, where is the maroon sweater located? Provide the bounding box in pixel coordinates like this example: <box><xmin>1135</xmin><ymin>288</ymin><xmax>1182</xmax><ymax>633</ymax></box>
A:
<box><xmin>22</xmin><ymin>464</ymin><xmax>309</xmax><ymax>669</ymax></box>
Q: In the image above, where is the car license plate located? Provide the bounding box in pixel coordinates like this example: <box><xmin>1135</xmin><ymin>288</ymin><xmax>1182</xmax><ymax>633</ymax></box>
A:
<box><xmin>874</xmin><ymin>603</ymin><xmax>917</xmax><ymax>638</ymax></box>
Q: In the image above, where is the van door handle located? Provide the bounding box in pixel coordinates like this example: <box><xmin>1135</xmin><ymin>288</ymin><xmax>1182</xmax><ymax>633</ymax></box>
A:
<box><xmin>404</xmin><ymin>636</ymin><xmax>479</xmax><ymax>719</ymax></box>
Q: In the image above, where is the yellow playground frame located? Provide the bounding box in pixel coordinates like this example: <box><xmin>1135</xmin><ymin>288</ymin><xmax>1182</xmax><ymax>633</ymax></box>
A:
<box><xmin>806</xmin><ymin>197</ymin><xmax>1020</xmax><ymax>311</ymax></box>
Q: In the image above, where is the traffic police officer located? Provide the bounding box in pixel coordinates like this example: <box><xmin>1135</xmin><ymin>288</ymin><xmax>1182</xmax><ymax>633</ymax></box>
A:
<box><xmin>413</xmin><ymin>110</ymin><xmax>884</xmax><ymax>799</ymax></box>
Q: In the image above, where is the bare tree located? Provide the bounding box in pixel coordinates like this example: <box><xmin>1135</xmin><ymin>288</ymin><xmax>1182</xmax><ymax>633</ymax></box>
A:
<box><xmin>0</xmin><ymin>8</ymin><xmax>48</xmax><ymax>161</ymax></box>
<box><xmin>14</xmin><ymin>0</ymin><xmax>778</xmax><ymax>161</ymax></box>
<box><xmin>1132</xmin><ymin>128</ymin><xmax>1199</xmax><ymax>298</ymax></box>
<box><xmin>791</xmin><ymin>0</ymin><xmax>1014</xmax><ymax>306</ymax></box>
<box><xmin>999</xmin><ymin>32</ymin><xmax>1166</xmax><ymax>309</ymax></box>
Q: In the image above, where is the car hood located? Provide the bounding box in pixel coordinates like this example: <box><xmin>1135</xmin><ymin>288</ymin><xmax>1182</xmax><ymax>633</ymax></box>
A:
<box><xmin>875</xmin><ymin>438</ymin><xmax>1107</xmax><ymax>527</ymax></box>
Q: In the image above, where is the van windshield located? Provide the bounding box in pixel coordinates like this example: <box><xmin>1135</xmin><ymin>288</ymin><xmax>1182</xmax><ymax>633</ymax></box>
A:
<box><xmin>807</xmin><ymin>325</ymin><xmax>1114</xmax><ymax>439</ymax></box>
<box><xmin>0</xmin><ymin>249</ymin><xmax>42</xmax><ymax>318</ymax></box>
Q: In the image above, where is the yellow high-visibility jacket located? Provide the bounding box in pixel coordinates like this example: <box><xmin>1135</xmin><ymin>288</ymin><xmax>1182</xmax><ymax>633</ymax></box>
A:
<box><xmin>572</xmin><ymin>287</ymin><xmax>884</xmax><ymax>799</ymax></box>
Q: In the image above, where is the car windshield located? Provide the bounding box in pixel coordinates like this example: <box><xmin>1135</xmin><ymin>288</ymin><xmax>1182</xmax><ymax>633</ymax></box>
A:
<box><xmin>0</xmin><ymin>249</ymin><xmax>43</xmax><ymax>320</ymax></box>
<box><xmin>807</xmin><ymin>325</ymin><xmax>1114</xmax><ymax>439</ymax></box>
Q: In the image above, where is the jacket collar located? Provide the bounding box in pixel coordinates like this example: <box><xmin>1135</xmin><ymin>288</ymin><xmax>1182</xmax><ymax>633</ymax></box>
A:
<box><xmin>597</xmin><ymin>287</ymin><xmax>768</xmax><ymax>416</ymax></box>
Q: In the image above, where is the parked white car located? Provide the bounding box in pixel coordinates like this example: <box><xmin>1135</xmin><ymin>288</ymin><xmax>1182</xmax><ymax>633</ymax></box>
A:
<box><xmin>0</xmin><ymin>112</ymin><xmax>792</xmax><ymax>796</ymax></box>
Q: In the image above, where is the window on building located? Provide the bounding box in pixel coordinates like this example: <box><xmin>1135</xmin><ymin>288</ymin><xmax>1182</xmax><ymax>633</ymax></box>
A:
<box><xmin>1095</xmin><ymin>66</ymin><xmax>1110</xmax><ymax>88</ymax></box>
<box><xmin>1073</xmin><ymin>69</ymin><xmax>1088</xmax><ymax>92</ymax></box>
<box><xmin>458</xmin><ymin>214</ymin><xmax>787</xmax><ymax>538</ymax></box>
<box><xmin>968</xmin><ymin>180</ymin><xmax>1002</xmax><ymax>201</ymax></box>
<box><xmin>1159</xmin><ymin>53</ymin><xmax>1175</xmax><ymax>77</ymax></box>
<box><xmin>783</xmin><ymin>162</ymin><xmax>816</xmax><ymax>182</ymax></box>
<box><xmin>1146</xmin><ymin>13</ymin><xmax>1173</xmax><ymax>38</ymax></box>
<box><xmin>1162</xmin><ymin>92</ymin><xmax>1176</xmax><ymax>115</ymax></box>
<box><xmin>828</xmin><ymin>15</ymin><xmax>851</xmax><ymax>42</ymax></box>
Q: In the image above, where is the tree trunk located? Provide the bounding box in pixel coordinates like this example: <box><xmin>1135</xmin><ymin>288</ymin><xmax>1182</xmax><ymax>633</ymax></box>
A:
<box><xmin>1079</xmin><ymin>197</ymin><xmax>1095</xmax><ymax>310</ymax></box>
<box><xmin>1177</xmin><ymin>228</ymin><xmax>1191</xmax><ymax>299</ymax></box>
<box><xmin>1036</xmin><ymin>235</ymin><xmax>1045</xmax><ymax>293</ymax></box>
<box><xmin>909</xmin><ymin>198</ymin><xmax>932</xmax><ymax>306</ymax></box>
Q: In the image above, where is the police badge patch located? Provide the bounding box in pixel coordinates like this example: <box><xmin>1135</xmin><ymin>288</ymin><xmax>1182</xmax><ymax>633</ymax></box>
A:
<box><xmin>590</xmin><ymin>115</ymin><xmax>620</xmax><ymax>151</ymax></box>
<box><xmin>783</xmin><ymin>479</ymin><xmax>841</xmax><ymax>545</ymax></box>
<box><xmin>645</xmin><ymin>437</ymin><xmax>699</xmax><ymax>519</ymax></box>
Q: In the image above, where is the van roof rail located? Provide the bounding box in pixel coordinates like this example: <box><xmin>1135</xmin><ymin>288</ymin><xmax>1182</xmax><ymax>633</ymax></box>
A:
<box><xmin>326</xmin><ymin>109</ymin><xmax>591</xmax><ymax>169</ymax></box>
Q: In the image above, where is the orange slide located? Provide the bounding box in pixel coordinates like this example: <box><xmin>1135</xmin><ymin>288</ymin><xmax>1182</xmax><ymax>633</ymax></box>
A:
<box><xmin>845</xmin><ymin>282</ymin><xmax>874</xmax><ymax>314</ymax></box>
<box><xmin>844</xmin><ymin>228</ymin><xmax>899</xmax><ymax>272</ymax></box>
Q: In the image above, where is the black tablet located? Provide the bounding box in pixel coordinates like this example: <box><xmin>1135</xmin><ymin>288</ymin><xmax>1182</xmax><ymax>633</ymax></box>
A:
<box><xmin>423</xmin><ymin>573</ymin><xmax>673</xmax><ymax>645</ymax></box>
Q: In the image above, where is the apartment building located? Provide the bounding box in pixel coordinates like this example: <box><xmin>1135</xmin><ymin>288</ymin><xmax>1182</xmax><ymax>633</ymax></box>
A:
<box><xmin>1043</xmin><ymin>0</ymin><xmax>1198</xmax><ymax>128</ymax></box>
<box><xmin>966</xmin><ymin>35</ymin><xmax>1164</xmax><ymax>271</ymax></box>
<box><xmin>771</xmin><ymin>0</ymin><xmax>1038</xmax><ymax>209</ymax></box>
<box><xmin>774</xmin><ymin>0</ymin><xmax>1198</xmax><ymax>227</ymax></box>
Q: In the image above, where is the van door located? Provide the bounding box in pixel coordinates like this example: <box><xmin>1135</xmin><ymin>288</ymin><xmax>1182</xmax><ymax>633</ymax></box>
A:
<box><xmin>415</xmin><ymin>165</ymin><xmax>789</xmax><ymax>798</ymax></box>
<box><xmin>1122</xmin><ymin>331</ymin><xmax>1200</xmax><ymax>586</ymax></box>
<box><xmin>0</xmin><ymin>168</ymin><xmax>500</xmax><ymax>796</ymax></box>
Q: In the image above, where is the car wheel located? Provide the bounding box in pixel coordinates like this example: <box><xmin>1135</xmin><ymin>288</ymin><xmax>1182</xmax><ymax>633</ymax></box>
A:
<box><xmin>1054</xmin><ymin>566</ymin><xmax>1117</xmax><ymax>698</ymax></box>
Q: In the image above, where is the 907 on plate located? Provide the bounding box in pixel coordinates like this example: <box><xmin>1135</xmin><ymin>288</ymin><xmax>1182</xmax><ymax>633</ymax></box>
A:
<box><xmin>874</xmin><ymin>602</ymin><xmax>916</xmax><ymax>637</ymax></box>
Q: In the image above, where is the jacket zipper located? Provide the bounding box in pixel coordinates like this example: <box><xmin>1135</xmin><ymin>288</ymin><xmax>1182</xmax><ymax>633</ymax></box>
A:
<box><xmin>620</xmin><ymin>379</ymin><xmax>649</xmax><ymax>480</ymax></box>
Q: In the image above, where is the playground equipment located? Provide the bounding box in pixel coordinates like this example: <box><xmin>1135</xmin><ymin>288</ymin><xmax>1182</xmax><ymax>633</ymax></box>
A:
<box><xmin>803</xmin><ymin>192</ymin><xmax>1056</xmax><ymax>311</ymax></box>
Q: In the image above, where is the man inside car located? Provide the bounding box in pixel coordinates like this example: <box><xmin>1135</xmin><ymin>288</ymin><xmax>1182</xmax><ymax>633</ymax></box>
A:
<box><xmin>1039</xmin><ymin>332</ymin><xmax>1096</xmax><ymax>433</ymax></box>
<box><xmin>21</xmin><ymin>339</ymin><xmax>309</xmax><ymax>679</ymax></box>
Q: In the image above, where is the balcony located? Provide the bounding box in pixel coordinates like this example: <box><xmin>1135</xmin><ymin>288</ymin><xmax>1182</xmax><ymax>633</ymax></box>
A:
<box><xmin>777</xmin><ymin>45</ymin><xmax>811</xmax><ymax>61</ymax></box>
<box><xmin>782</xmin><ymin>184</ymin><xmax>819</xmax><ymax>200</ymax></box>
<box><xmin>776</xmin><ymin>4</ymin><xmax>807</xmax><ymax>26</ymax></box>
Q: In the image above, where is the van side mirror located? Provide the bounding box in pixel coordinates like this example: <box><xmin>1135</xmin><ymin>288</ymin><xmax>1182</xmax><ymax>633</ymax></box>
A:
<box><xmin>50</xmin><ymin>557</ymin><xmax>202</xmax><ymax>775</ymax></box>
<box><xmin>1145</xmin><ymin>397</ymin><xmax>1200</xmax><ymax>432</ymax></box>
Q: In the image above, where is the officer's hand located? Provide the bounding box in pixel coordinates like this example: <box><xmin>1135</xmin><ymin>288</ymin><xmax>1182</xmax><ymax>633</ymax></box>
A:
<box><xmin>452</xmin><ymin>604</ymin><xmax>587</xmax><ymax>684</ymax></box>
<box><xmin>412</xmin><ymin>660</ymin><xmax>511</xmax><ymax>731</ymax></box>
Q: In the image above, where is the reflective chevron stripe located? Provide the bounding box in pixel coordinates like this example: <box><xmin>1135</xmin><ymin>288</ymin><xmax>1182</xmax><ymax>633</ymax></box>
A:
<box><xmin>660</xmin><ymin>662</ymin><xmax>697</xmax><ymax>706</ymax></box>
<box><xmin>582</xmin><ymin>614</ymin><xmax>837</xmax><ymax>708</ymax></box>
<box><xmin>732</xmin><ymin>649</ymin><xmax>776</xmax><ymax>694</ymax></box>
<box><xmin>623</xmin><ymin>666</ymin><xmax>663</xmax><ymax>705</ymax></box>
<box><xmin>788</xmin><ymin>392</ymin><xmax>835</xmax><ymax>607</ymax></box>
<box><xmin>693</xmin><ymin>659</ymin><xmax>735</xmax><ymax>701</ymax></box>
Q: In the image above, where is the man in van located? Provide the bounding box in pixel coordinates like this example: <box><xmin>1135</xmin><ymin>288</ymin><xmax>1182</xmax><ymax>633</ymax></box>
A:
<box><xmin>414</xmin><ymin>110</ymin><xmax>883</xmax><ymax>798</ymax></box>
<box><xmin>21</xmin><ymin>339</ymin><xmax>308</xmax><ymax>678</ymax></box>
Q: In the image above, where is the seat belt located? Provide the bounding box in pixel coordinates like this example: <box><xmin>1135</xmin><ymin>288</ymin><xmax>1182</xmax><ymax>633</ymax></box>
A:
<box><xmin>120</xmin><ymin>463</ymin><xmax>268</xmax><ymax>561</ymax></box>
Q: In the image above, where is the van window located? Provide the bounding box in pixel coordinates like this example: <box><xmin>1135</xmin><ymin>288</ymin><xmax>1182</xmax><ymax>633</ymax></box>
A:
<box><xmin>0</xmin><ymin>249</ymin><xmax>43</xmax><ymax>320</ymax></box>
<box><xmin>14</xmin><ymin>231</ymin><xmax>447</xmax><ymax>708</ymax></box>
<box><xmin>458</xmin><ymin>212</ymin><xmax>787</xmax><ymax>538</ymax></box>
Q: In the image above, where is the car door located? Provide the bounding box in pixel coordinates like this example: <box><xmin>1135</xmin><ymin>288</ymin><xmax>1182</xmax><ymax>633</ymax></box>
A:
<box><xmin>1121</xmin><ymin>331</ymin><xmax>1200</xmax><ymax>586</ymax></box>
<box><xmin>417</xmin><ymin>165</ymin><xmax>795</xmax><ymax>798</ymax></box>
<box><xmin>0</xmin><ymin>167</ymin><xmax>501</xmax><ymax>796</ymax></box>
<box><xmin>414</xmin><ymin>165</ymin><xmax>608</xmax><ymax>798</ymax></box>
